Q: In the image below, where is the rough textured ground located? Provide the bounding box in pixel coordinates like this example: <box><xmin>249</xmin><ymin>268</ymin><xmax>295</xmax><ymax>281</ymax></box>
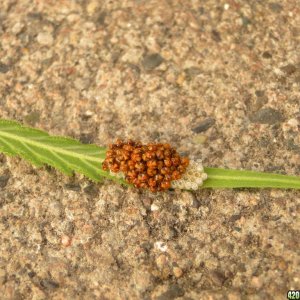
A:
<box><xmin>0</xmin><ymin>0</ymin><xmax>299</xmax><ymax>299</ymax></box>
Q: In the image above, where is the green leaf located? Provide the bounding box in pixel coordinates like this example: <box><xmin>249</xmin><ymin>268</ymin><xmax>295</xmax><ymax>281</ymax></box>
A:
<box><xmin>0</xmin><ymin>119</ymin><xmax>127</xmax><ymax>185</ymax></box>
<box><xmin>202</xmin><ymin>167</ymin><xmax>300</xmax><ymax>189</ymax></box>
<box><xmin>0</xmin><ymin>119</ymin><xmax>299</xmax><ymax>190</ymax></box>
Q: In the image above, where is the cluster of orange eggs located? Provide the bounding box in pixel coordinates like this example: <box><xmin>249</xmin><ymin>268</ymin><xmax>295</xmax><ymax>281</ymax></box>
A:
<box><xmin>102</xmin><ymin>139</ymin><xmax>190</xmax><ymax>192</ymax></box>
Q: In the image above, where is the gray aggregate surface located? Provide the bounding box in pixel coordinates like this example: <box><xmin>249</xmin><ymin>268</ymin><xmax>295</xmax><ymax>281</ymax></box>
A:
<box><xmin>0</xmin><ymin>1</ymin><xmax>299</xmax><ymax>299</ymax></box>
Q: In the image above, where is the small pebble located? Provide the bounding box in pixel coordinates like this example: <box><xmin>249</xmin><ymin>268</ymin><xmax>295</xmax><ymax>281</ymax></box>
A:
<box><xmin>249</xmin><ymin>108</ymin><xmax>284</xmax><ymax>124</ymax></box>
<box><xmin>262</xmin><ymin>51</ymin><xmax>272</xmax><ymax>59</ymax></box>
<box><xmin>0</xmin><ymin>175</ymin><xmax>10</xmax><ymax>188</ymax></box>
<box><xmin>176</xmin><ymin>73</ymin><xmax>186</xmax><ymax>85</ymax></box>
<box><xmin>154</xmin><ymin>241</ymin><xmax>168</xmax><ymax>252</ymax></box>
<box><xmin>156</xmin><ymin>254</ymin><xmax>168</xmax><ymax>269</ymax></box>
<box><xmin>12</xmin><ymin>22</ymin><xmax>24</xmax><ymax>34</ymax></box>
<box><xmin>142</xmin><ymin>198</ymin><xmax>152</xmax><ymax>208</ymax></box>
<box><xmin>0</xmin><ymin>62</ymin><xmax>10</xmax><ymax>74</ymax></box>
<box><xmin>86</xmin><ymin>1</ymin><xmax>99</xmax><ymax>15</ymax></box>
<box><xmin>277</xmin><ymin>258</ymin><xmax>288</xmax><ymax>271</ymax></box>
<box><xmin>281</xmin><ymin>64</ymin><xmax>297</xmax><ymax>76</ymax></box>
<box><xmin>40</xmin><ymin>279</ymin><xmax>59</xmax><ymax>290</ymax></box>
<box><xmin>156</xmin><ymin>285</ymin><xmax>185</xmax><ymax>299</ymax></box>
<box><xmin>61</xmin><ymin>235</ymin><xmax>72</xmax><ymax>247</ymax></box>
<box><xmin>211</xmin><ymin>30</ymin><xmax>222</xmax><ymax>42</ymax></box>
<box><xmin>192</xmin><ymin>118</ymin><xmax>215</xmax><ymax>133</ymax></box>
<box><xmin>142</xmin><ymin>53</ymin><xmax>164</xmax><ymax>71</ymax></box>
<box><xmin>173</xmin><ymin>267</ymin><xmax>183</xmax><ymax>278</ymax></box>
<box><xmin>151</xmin><ymin>203</ymin><xmax>160</xmax><ymax>211</ymax></box>
<box><xmin>0</xmin><ymin>269</ymin><xmax>6</xmax><ymax>284</ymax></box>
<box><xmin>49</xmin><ymin>200</ymin><xmax>63</xmax><ymax>217</ymax></box>
<box><xmin>37</xmin><ymin>32</ymin><xmax>54</xmax><ymax>46</ymax></box>
<box><xmin>269</xmin><ymin>3</ymin><xmax>283</xmax><ymax>12</ymax></box>
<box><xmin>209</xmin><ymin>270</ymin><xmax>226</xmax><ymax>286</ymax></box>
<box><xmin>250</xmin><ymin>276</ymin><xmax>263</xmax><ymax>288</ymax></box>
<box><xmin>24</xmin><ymin>111</ymin><xmax>40</xmax><ymax>125</ymax></box>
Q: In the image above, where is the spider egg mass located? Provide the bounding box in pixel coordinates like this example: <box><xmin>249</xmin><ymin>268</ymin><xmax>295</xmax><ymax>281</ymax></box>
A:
<box><xmin>102</xmin><ymin>139</ymin><xmax>207</xmax><ymax>192</ymax></box>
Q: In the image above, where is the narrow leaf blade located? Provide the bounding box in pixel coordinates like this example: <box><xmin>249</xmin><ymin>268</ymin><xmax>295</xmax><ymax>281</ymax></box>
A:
<box><xmin>202</xmin><ymin>167</ymin><xmax>300</xmax><ymax>189</ymax></box>
<box><xmin>1</xmin><ymin>119</ymin><xmax>299</xmax><ymax>190</ymax></box>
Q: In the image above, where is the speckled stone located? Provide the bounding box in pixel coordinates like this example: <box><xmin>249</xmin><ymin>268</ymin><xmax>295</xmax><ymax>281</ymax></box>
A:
<box><xmin>0</xmin><ymin>174</ymin><xmax>10</xmax><ymax>188</ymax></box>
<box><xmin>249</xmin><ymin>108</ymin><xmax>284</xmax><ymax>124</ymax></box>
<box><xmin>36</xmin><ymin>32</ymin><xmax>54</xmax><ymax>45</ymax></box>
<box><xmin>142</xmin><ymin>53</ymin><xmax>164</xmax><ymax>71</ymax></box>
<box><xmin>192</xmin><ymin>118</ymin><xmax>215</xmax><ymax>133</ymax></box>
<box><xmin>0</xmin><ymin>62</ymin><xmax>10</xmax><ymax>74</ymax></box>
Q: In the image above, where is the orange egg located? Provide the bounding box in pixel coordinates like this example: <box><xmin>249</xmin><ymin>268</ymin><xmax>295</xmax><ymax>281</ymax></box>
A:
<box><xmin>102</xmin><ymin>139</ymin><xmax>190</xmax><ymax>192</ymax></box>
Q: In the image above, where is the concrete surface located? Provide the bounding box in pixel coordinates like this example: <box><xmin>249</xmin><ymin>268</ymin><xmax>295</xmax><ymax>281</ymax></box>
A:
<box><xmin>0</xmin><ymin>0</ymin><xmax>299</xmax><ymax>299</ymax></box>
